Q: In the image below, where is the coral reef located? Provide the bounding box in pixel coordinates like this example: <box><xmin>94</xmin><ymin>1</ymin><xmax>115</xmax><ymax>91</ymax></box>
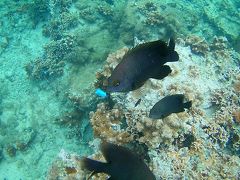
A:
<box><xmin>47</xmin><ymin>149</ymin><xmax>87</xmax><ymax>180</ymax></box>
<box><xmin>208</xmin><ymin>68</ymin><xmax>240</xmax><ymax>154</ymax></box>
<box><xmin>44</xmin><ymin>34</ymin><xmax>76</xmax><ymax>60</ymax></box>
<box><xmin>24</xmin><ymin>0</ymin><xmax>81</xmax><ymax>81</ymax></box>
<box><xmin>185</xmin><ymin>35</ymin><xmax>233</xmax><ymax>63</ymax></box>
<box><xmin>203</xmin><ymin>1</ymin><xmax>240</xmax><ymax>52</ymax></box>
<box><xmin>1</xmin><ymin>0</ymin><xmax>240</xmax><ymax>179</ymax></box>
<box><xmin>27</xmin><ymin>0</ymin><xmax>51</xmax><ymax>28</ymax></box>
<box><xmin>89</xmin><ymin>103</ymin><xmax>133</xmax><ymax>145</ymax></box>
<box><xmin>47</xmin><ymin>145</ymin><xmax>125</xmax><ymax>180</ymax></box>
<box><xmin>66</xmin><ymin>86</ymin><xmax>100</xmax><ymax>111</ymax></box>
<box><xmin>25</xmin><ymin>58</ymin><xmax>65</xmax><ymax>80</ymax></box>
<box><xmin>44</xmin><ymin>33</ymin><xmax>240</xmax><ymax>179</ymax></box>
<box><xmin>185</xmin><ymin>35</ymin><xmax>210</xmax><ymax>56</ymax></box>
<box><xmin>42</xmin><ymin>0</ymin><xmax>77</xmax><ymax>39</ymax></box>
<box><xmin>5</xmin><ymin>145</ymin><xmax>16</xmax><ymax>157</ymax></box>
<box><xmin>2</xmin><ymin>128</ymin><xmax>36</xmax><ymax>158</ymax></box>
<box><xmin>137</xmin><ymin>1</ymin><xmax>177</xmax><ymax>37</ymax></box>
<box><xmin>233</xmin><ymin>110</ymin><xmax>240</xmax><ymax>124</ymax></box>
<box><xmin>125</xmin><ymin>110</ymin><xmax>190</xmax><ymax>148</ymax></box>
<box><xmin>42</xmin><ymin>12</ymin><xmax>78</xmax><ymax>40</ymax></box>
<box><xmin>97</xmin><ymin>4</ymin><xmax>114</xmax><ymax>18</ymax></box>
<box><xmin>150</xmin><ymin>144</ymin><xmax>240</xmax><ymax>179</ymax></box>
<box><xmin>85</xmin><ymin>37</ymin><xmax>240</xmax><ymax>178</ymax></box>
<box><xmin>210</xmin><ymin>36</ymin><xmax>230</xmax><ymax>59</ymax></box>
<box><xmin>25</xmin><ymin>34</ymin><xmax>77</xmax><ymax>80</ymax></box>
<box><xmin>53</xmin><ymin>84</ymin><xmax>102</xmax><ymax>142</ymax></box>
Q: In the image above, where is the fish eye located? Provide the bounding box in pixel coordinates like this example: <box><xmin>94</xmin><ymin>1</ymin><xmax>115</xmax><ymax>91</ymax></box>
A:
<box><xmin>113</xmin><ymin>80</ymin><xmax>120</xmax><ymax>87</ymax></box>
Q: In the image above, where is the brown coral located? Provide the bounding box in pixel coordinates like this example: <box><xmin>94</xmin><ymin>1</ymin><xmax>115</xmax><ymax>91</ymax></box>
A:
<box><xmin>25</xmin><ymin>58</ymin><xmax>64</xmax><ymax>80</ymax></box>
<box><xmin>6</xmin><ymin>145</ymin><xmax>16</xmax><ymax>157</ymax></box>
<box><xmin>210</xmin><ymin>89</ymin><xmax>239</xmax><ymax>124</ymax></box>
<box><xmin>47</xmin><ymin>150</ymin><xmax>87</xmax><ymax>180</ymax></box>
<box><xmin>233</xmin><ymin>80</ymin><xmax>240</xmax><ymax>93</ymax></box>
<box><xmin>209</xmin><ymin>36</ymin><xmax>230</xmax><ymax>59</ymax></box>
<box><xmin>125</xmin><ymin>109</ymin><xmax>190</xmax><ymax>148</ymax></box>
<box><xmin>90</xmin><ymin>103</ymin><xmax>132</xmax><ymax>145</ymax></box>
<box><xmin>185</xmin><ymin>35</ymin><xmax>210</xmax><ymax>56</ymax></box>
<box><xmin>232</xmin><ymin>110</ymin><xmax>240</xmax><ymax>123</ymax></box>
<box><xmin>211</xmin><ymin>36</ymin><xmax>228</xmax><ymax>50</ymax></box>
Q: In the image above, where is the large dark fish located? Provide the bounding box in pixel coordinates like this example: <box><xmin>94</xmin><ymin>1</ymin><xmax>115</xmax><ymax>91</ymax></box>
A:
<box><xmin>106</xmin><ymin>38</ymin><xmax>179</xmax><ymax>92</ymax></box>
<box><xmin>80</xmin><ymin>142</ymin><xmax>156</xmax><ymax>180</ymax></box>
<box><xmin>149</xmin><ymin>94</ymin><xmax>192</xmax><ymax>119</ymax></box>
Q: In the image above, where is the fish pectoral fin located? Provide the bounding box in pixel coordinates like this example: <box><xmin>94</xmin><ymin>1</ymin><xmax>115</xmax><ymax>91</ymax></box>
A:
<box><xmin>80</xmin><ymin>157</ymin><xmax>108</xmax><ymax>174</ymax></box>
<box><xmin>131</xmin><ymin>81</ymin><xmax>145</xmax><ymax>90</ymax></box>
<box><xmin>183</xmin><ymin>101</ymin><xmax>192</xmax><ymax>109</ymax></box>
<box><xmin>149</xmin><ymin>65</ymin><xmax>172</xmax><ymax>80</ymax></box>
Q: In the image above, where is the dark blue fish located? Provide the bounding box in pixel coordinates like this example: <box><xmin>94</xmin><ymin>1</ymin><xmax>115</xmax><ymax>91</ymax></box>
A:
<box><xmin>149</xmin><ymin>94</ymin><xmax>192</xmax><ymax>119</ymax></box>
<box><xmin>134</xmin><ymin>98</ymin><xmax>142</xmax><ymax>107</ymax></box>
<box><xmin>106</xmin><ymin>38</ymin><xmax>179</xmax><ymax>92</ymax></box>
<box><xmin>80</xmin><ymin>142</ymin><xmax>156</xmax><ymax>180</ymax></box>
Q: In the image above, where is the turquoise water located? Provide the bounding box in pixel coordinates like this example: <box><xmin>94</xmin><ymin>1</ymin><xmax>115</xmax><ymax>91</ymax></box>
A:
<box><xmin>0</xmin><ymin>0</ymin><xmax>239</xmax><ymax>179</ymax></box>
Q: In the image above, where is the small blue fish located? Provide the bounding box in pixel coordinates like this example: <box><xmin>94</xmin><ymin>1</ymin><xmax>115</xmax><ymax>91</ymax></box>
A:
<box><xmin>95</xmin><ymin>88</ymin><xmax>108</xmax><ymax>98</ymax></box>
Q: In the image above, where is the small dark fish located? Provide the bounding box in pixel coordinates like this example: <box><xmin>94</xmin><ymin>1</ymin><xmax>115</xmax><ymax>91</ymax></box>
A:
<box><xmin>149</xmin><ymin>94</ymin><xmax>192</xmax><ymax>119</ymax></box>
<box><xmin>134</xmin><ymin>98</ymin><xmax>142</xmax><ymax>107</ymax></box>
<box><xmin>80</xmin><ymin>142</ymin><xmax>156</xmax><ymax>180</ymax></box>
<box><xmin>106</xmin><ymin>38</ymin><xmax>179</xmax><ymax>92</ymax></box>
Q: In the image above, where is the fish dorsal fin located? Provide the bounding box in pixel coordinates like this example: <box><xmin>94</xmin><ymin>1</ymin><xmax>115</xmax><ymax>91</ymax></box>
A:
<box><xmin>168</xmin><ymin>38</ymin><xmax>175</xmax><ymax>52</ymax></box>
<box><xmin>101</xmin><ymin>142</ymin><xmax>133</xmax><ymax>164</ymax></box>
<box><xmin>128</xmin><ymin>40</ymin><xmax>167</xmax><ymax>55</ymax></box>
<box><xmin>131</xmin><ymin>80</ymin><xmax>146</xmax><ymax>91</ymax></box>
<box><xmin>174</xmin><ymin>94</ymin><xmax>184</xmax><ymax>102</ymax></box>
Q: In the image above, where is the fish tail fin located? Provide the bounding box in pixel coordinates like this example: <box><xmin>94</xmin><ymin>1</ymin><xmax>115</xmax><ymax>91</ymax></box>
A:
<box><xmin>183</xmin><ymin>101</ymin><xmax>192</xmax><ymax>109</ymax></box>
<box><xmin>168</xmin><ymin>37</ymin><xmax>175</xmax><ymax>52</ymax></box>
<box><xmin>80</xmin><ymin>157</ymin><xmax>108</xmax><ymax>173</ymax></box>
<box><xmin>167</xmin><ymin>38</ymin><xmax>179</xmax><ymax>62</ymax></box>
<box><xmin>168</xmin><ymin>51</ymin><xmax>179</xmax><ymax>62</ymax></box>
